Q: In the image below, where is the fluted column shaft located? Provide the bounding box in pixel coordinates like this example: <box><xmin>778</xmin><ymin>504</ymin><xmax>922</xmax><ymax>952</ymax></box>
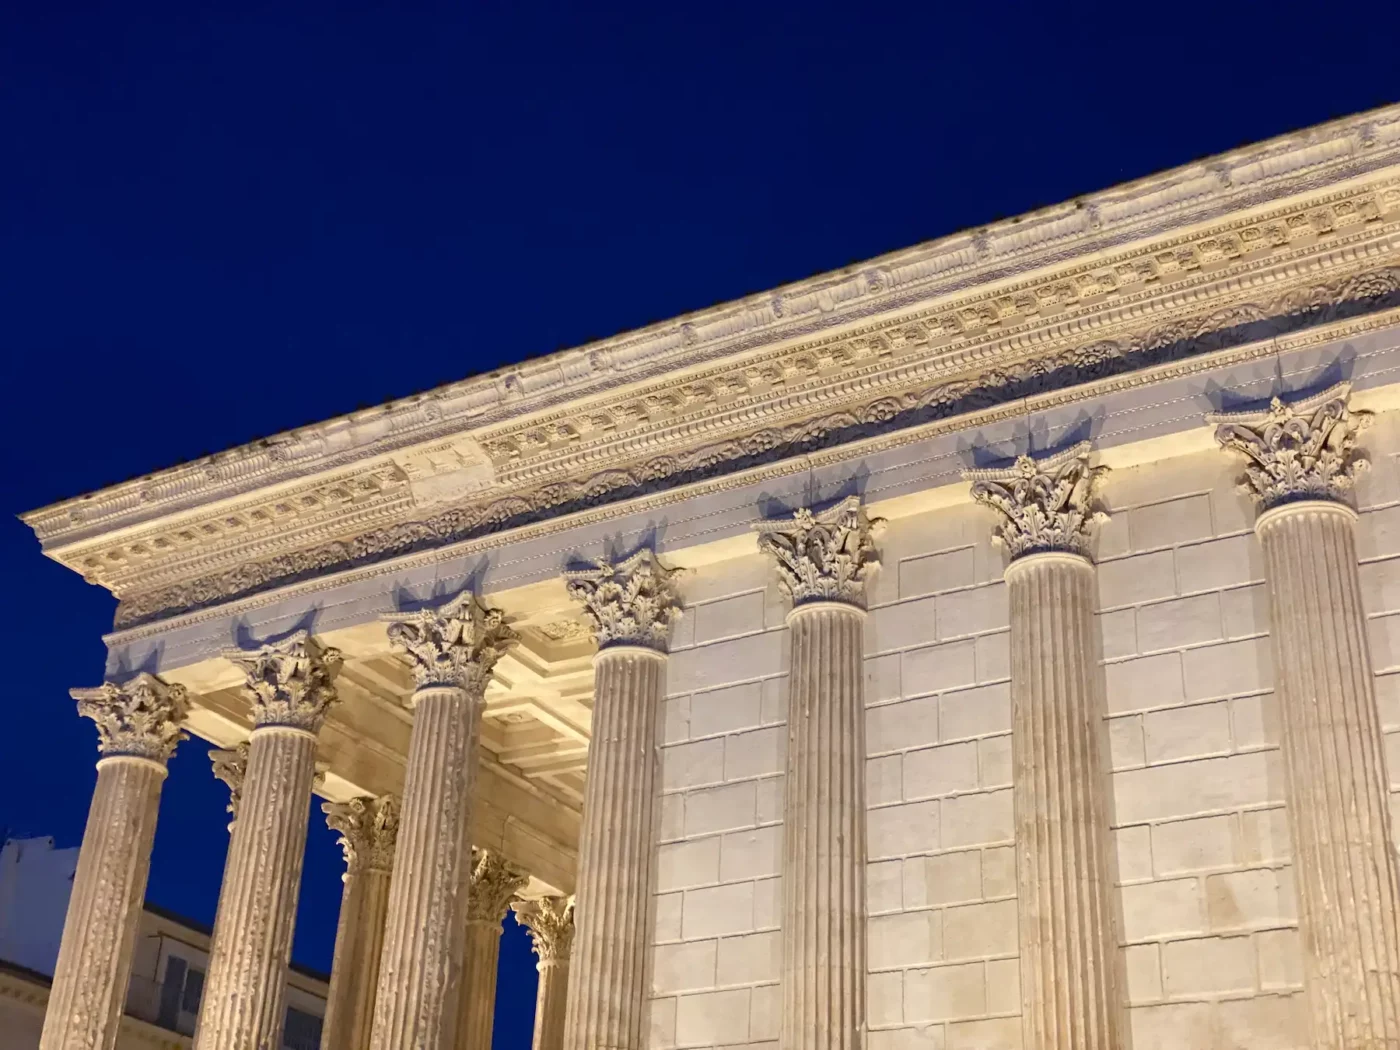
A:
<box><xmin>562</xmin><ymin>646</ymin><xmax>666</xmax><ymax>1050</ymax></box>
<box><xmin>780</xmin><ymin>601</ymin><xmax>866</xmax><ymax>1050</ymax></box>
<box><xmin>1006</xmin><ymin>552</ymin><xmax>1119</xmax><ymax>1049</ymax></box>
<box><xmin>369</xmin><ymin>687</ymin><xmax>482</xmax><ymax>1050</ymax></box>
<box><xmin>459</xmin><ymin>918</ymin><xmax>503</xmax><ymax>1049</ymax></box>
<box><xmin>194</xmin><ymin>725</ymin><xmax>320</xmax><ymax>1050</ymax></box>
<box><xmin>533</xmin><ymin>953</ymin><xmax>570</xmax><ymax>1050</ymax></box>
<box><xmin>41</xmin><ymin>757</ymin><xmax>167</xmax><ymax>1050</ymax></box>
<box><xmin>323</xmin><ymin>864</ymin><xmax>393</xmax><ymax>1050</ymax></box>
<box><xmin>1257</xmin><ymin>501</ymin><xmax>1400</xmax><ymax>1048</ymax></box>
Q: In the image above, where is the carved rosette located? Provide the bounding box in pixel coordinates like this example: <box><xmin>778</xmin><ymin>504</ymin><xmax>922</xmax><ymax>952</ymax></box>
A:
<box><xmin>209</xmin><ymin>743</ymin><xmax>250</xmax><ymax>830</ymax></box>
<box><xmin>754</xmin><ymin>496</ymin><xmax>881</xmax><ymax>609</ymax></box>
<box><xmin>223</xmin><ymin>631</ymin><xmax>342</xmax><ymax>732</ymax></box>
<box><xmin>323</xmin><ymin>795</ymin><xmax>400</xmax><ymax>882</ymax></box>
<box><xmin>70</xmin><ymin>673</ymin><xmax>189</xmax><ymax>763</ymax></box>
<box><xmin>965</xmin><ymin>442</ymin><xmax>1109</xmax><ymax>561</ymax></box>
<box><xmin>467</xmin><ymin>849</ymin><xmax>529</xmax><ymax>925</ymax></box>
<box><xmin>563</xmin><ymin>549</ymin><xmax>683</xmax><ymax>651</ymax></box>
<box><xmin>1208</xmin><ymin>382</ymin><xmax>1372</xmax><ymax>510</ymax></box>
<box><xmin>382</xmin><ymin>591</ymin><xmax>517</xmax><ymax>694</ymax></box>
<box><xmin>513</xmin><ymin>896</ymin><xmax>575</xmax><ymax>966</ymax></box>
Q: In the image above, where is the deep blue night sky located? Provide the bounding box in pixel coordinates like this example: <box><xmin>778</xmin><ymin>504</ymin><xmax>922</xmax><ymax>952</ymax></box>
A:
<box><xmin>0</xmin><ymin>2</ymin><xmax>1394</xmax><ymax>1046</ymax></box>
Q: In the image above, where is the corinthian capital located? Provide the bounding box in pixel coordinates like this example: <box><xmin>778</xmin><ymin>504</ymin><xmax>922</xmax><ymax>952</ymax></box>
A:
<box><xmin>467</xmin><ymin>849</ymin><xmax>529</xmax><ymax>926</ymax></box>
<box><xmin>965</xmin><ymin>442</ymin><xmax>1108</xmax><ymax>561</ymax></box>
<box><xmin>382</xmin><ymin>591</ymin><xmax>516</xmax><ymax>695</ymax></box>
<box><xmin>512</xmin><ymin>896</ymin><xmax>575</xmax><ymax>966</ymax></box>
<box><xmin>70</xmin><ymin>673</ymin><xmax>189</xmax><ymax>763</ymax></box>
<box><xmin>223</xmin><ymin>632</ymin><xmax>342</xmax><ymax>732</ymax></box>
<box><xmin>754</xmin><ymin>496</ymin><xmax>881</xmax><ymax>609</ymax></box>
<box><xmin>322</xmin><ymin>794</ymin><xmax>399</xmax><ymax>881</ymax></box>
<box><xmin>564</xmin><ymin>549</ymin><xmax>683</xmax><ymax>652</ymax></box>
<box><xmin>210</xmin><ymin>743</ymin><xmax>249</xmax><ymax>831</ymax></box>
<box><xmin>1208</xmin><ymin>382</ymin><xmax>1372</xmax><ymax>510</ymax></box>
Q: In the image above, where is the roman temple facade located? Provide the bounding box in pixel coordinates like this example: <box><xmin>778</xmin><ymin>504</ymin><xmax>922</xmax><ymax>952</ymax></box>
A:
<box><xmin>22</xmin><ymin>104</ymin><xmax>1400</xmax><ymax>1050</ymax></box>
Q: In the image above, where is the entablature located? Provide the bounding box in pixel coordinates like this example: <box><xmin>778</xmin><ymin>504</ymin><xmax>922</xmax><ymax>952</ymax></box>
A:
<box><xmin>23</xmin><ymin>106</ymin><xmax>1400</xmax><ymax>632</ymax></box>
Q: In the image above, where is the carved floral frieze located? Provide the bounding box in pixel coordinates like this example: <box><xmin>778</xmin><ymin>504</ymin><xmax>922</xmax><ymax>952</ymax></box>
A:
<box><xmin>70</xmin><ymin>673</ymin><xmax>189</xmax><ymax>762</ymax></box>
<box><xmin>755</xmin><ymin>496</ymin><xmax>882</xmax><ymax>608</ymax></box>
<box><xmin>564</xmin><ymin>549</ymin><xmax>683</xmax><ymax>652</ymax></box>
<box><xmin>223</xmin><ymin>632</ymin><xmax>342</xmax><ymax>732</ymax></box>
<box><xmin>1209</xmin><ymin>382</ymin><xmax>1372</xmax><ymax>510</ymax></box>
<box><xmin>965</xmin><ymin>443</ymin><xmax>1109</xmax><ymax>560</ymax></box>
<box><xmin>382</xmin><ymin>592</ymin><xmax>517</xmax><ymax>694</ymax></box>
<box><xmin>101</xmin><ymin>262</ymin><xmax>1400</xmax><ymax>632</ymax></box>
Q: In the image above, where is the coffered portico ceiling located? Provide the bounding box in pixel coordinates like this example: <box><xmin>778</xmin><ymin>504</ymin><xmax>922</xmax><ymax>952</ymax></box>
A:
<box><xmin>23</xmin><ymin>104</ymin><xmax>1400</xmax><ymax>631</ymax></box>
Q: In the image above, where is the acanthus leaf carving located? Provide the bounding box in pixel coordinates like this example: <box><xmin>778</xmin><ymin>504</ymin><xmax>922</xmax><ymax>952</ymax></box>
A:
<box><xmin>755</xmin><ymin>495</ymin><xmax>881</xmax><ymax>608</ymax></box>
<box><xmin>381</xmin><ymin>591</ymin><xmax>517</xmax><ymax>694</ymax></box>
<box><xmin>223</xmin><ymin>631</ymin><xmax>342</xmax><ymax>732</ymax></box>
<box><xmin>69</xmin><ymin>673</ymin><xmax>189</xmax><ymax>763</ymax></box>
<box><xmin>511</xmin><ymin>895</ymin><xmax>575</xmax><ymax>966</ymax></box>
<box><xmin>209</xmin><ymin>742</ymin><xmax>250</xmax><ymax>831</ymax></box>
<box><xmin>467</xmin><ymin>849</ymin><xmax>529</xmax><ymax>925</ymax></box>
<box><xmin>564</xmin><ymin>549</ymin><xmax>683</xmax><ymax>652</ymax></box>
<box><xmin>965</xmin><ymin>442</ymin><xmax>1109</xmax><ymax>561</ymax></box>
<box><xmin>321</xmin><ymin>794</ymin><xmax>400</xmax><ymax>881</ymax></box>
<box><xmin>1208</xmin><ymin>381</ymin><xmax>1372</xmax><ymax>510</ymax></box>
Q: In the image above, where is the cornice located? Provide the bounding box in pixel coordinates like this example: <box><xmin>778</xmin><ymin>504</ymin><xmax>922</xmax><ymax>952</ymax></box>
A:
<box><xmin>22</xmin><ymin>105</ymin><xmax>1400</xmax><ymax>550</ymax></box>
<box><xmin>107</xmin><ymin>293</ymin><xmax>1400</xmax><ymax>642</ymax></box>
<box><xmin>52</xmin><ymin>194</ymin><xmax>1400</xmax><ymax>604</ymax></box>
<box><xmin>102</xmin><ymin>240</ymin><xmax>1400</xmax><ymax>628</ymax></box>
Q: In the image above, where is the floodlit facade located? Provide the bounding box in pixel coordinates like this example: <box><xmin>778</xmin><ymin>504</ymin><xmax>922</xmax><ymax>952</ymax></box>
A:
<box><xmin>0</xmin><ymin>837</ymin><xmax>327</xmax><ymax>1050</ymax></box>
<box><xmin>21</xmin><ymin>104</ymin><xmax>1400</xmax><ymax>1050</ymax></box>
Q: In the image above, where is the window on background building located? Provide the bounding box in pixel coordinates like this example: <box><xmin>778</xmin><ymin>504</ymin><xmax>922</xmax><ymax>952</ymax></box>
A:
<box><xmin>284</xmin><ymin>1006</ymin><xmax>323</xmax><ymax>1050</ymax></box>
<box><xmin>154</xmin><ymin>951</ymin><xmax>205</xmax><ymax>1034</ymax></box>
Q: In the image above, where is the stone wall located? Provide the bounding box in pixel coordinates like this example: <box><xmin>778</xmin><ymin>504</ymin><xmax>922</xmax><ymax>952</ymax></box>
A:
<box><xmin>650</xmin><ymin>553</ymin><xmax>790</xmax><ymax>1049</ymax></box>
<box><xmin>648</xmin><ymin>420</ymin><xmax>1400</xmax><ymax>1050</ymax></box>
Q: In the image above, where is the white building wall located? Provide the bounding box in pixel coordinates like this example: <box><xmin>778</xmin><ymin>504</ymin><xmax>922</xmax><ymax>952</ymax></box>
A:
<box><xmin>860</xmin><ymin>501</ymin><xmax>1019</xmax><ymax>1050</ymax></box>
<box><xmin>1096</xmin><ymin>447</ymin><xmax>1301</xmax><ymax>1050</ymax></box>
<box><xmin>650</xmin><ymin>552</ymin><xmax>789</xmax><ymax>1050</ymax></box>
<box><xmin>0</xmin><ymin>838</ymin><xmax>79</xmax><ymax>978</ymax></box>
<box><xmin>649</xmin><ymin>420</ymin><xmax>1400</xmax><ymax>1050</ymax></box>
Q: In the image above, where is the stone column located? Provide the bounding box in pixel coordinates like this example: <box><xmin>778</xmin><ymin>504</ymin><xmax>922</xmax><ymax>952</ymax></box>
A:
<box><xmin>561</xmin><ymin>550</ymin><xmax>681</xmax><ymax>1050</ymax></box>
<box><xmin>513</xmin><ymin>897</ymin><xmax>575</xmax><ymax>1050</ymax></box>
<box><xmin>966</xmin><ymin>444</ymin><xmax>1121</xmax><ymax>1050</ymax></box>
<box><xmin>1211</xmin><ymin>385</ymin><xmax>1400</xmax><ymax>1048</ymax></box>
<box><xmin>210</xmin><ymin>742</ymin><xmax>249</xmax><ymax>831</ymax></box>
<box><xmin>368</xmin><ymin>593</ymin><xmax>516</xmax><ymax>1050</ymax></box>
<box><xmin>754</xmin><ymin>497</ymin><xmax>879</xmax><ymax>1050</ymax></box>
<box><xmin>41</xmin><ymin>675</ymin><xmax>188</xmax><ymax>1050</ymax></box>
<box><xmin>193</xmin><ymin>633</ymin><xmax>341</xmax><ymax>1050</ymax></box>
<box><xmin>455</xmin><ymin>849</ymin><xmax>528</xmax><ymax>1050</ymax></box>
<box><xmin>321</xmin><ymin>795</ymin><xmax>400</xmax><ymax>1050</ymax></box>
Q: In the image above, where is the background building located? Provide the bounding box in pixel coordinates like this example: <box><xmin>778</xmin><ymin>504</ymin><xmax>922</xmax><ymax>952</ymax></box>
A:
<box><xmin>0</xmin><ymin>837</ymin><xmax>327</xmax><ymax>1049</ymax></box>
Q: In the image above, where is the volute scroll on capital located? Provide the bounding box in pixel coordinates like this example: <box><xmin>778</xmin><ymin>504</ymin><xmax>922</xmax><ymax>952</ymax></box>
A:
<box><xmin>1207</xmin><ymin>381</ymin><xmax>1372</xmax><ymax>512</ymax></box>
<box><xmin>70</xmin><ymin>672</ymin><xmax>190</xmax><ymax>763</ymax></box>
<box><xmin>381</xmin><ymin>591</ymin><xmax>517</xmax><ymax>695</ymax></box>
<box><xmin>964</xmin><ymin>442</ymin><xmax>1109</xmax><ymax>562</ymax></box>
<box><xmin>466</xmin><ymin>848</ymin><xmax>529</xmax><ymax>925</ymax></box>
<box><xmin>753</xmin><ymin>495</ymin><xmax>882</xmax><ymax>609</ymax></box>
<box><xmin>222</xmin><ymin>631</ymin><xmax>342</xmax><ymax>733</ymax></box>
<box><xmin>322</xmin><ymin>794</ymin><xmax>400</xmax><ymax>881</ymax></box>
<box><xmin>512</xmin><ymin>895</ymin><xmax>575</xmax><ymax>965</ymax></box>
<box><xmin>563</xmin><ymin>549</ymin><xmax>683</xmax><ymax>652</ymax></box>
<box><xmin>209</xmin><ymin>743</ymin><xmax>249</xmax><ymax>831</ymax></box>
